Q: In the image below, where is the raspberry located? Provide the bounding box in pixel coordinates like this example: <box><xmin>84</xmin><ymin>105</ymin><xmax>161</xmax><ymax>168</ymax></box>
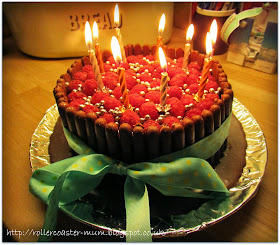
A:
<box><xmin>187</xmin><ymin>74</ymin><xmax>199</xmax><ymax>85</ymax></box>
<box><xmin>125</xmin><ymin>69</ymin><xmax>135</xmax><ymax>76</ymax></box>
<box><xmin>145</xmin><ymin>55</ymin><xmax>155</xmax><ymax>61</ymax></box>
<box><xmin>139</xmin><ymin>102</ymin><xmax>159</xmax><ymax>120</ymax></box>
<box><xmin>167</xmin><ymin>97</ymin><xmax>185</xmax><ymax>118</ymax></box>
<box><xmin>83</xmin><ymin>104</ymin><xmax>99</xmax><ymax>114</ymax></box>
<box><xmin>205</xmin><ymin>80</ymin><xmax>219</xmax><ymax>91</ymax></box>
<box><xmin>139</xmin><ymin>73</ymin><xmax>152</xmax><ymax>83</ymax></box>
<box><xmin>152</xmin><ymin>68</ymin><xmax>163</xmax><ymax>79</ymax></box>
<box><xmin>185</xmin><ymin>107</ymin><xmax>202</xmax><ymax>118</ymax></box>
<box><xmin>208</xmin><ymin>74</ymin><xmax>215</xmax><ymax>81</ymax></box>
<box><xmin>107</xmin><ymin>56</ymin><xmax>116</xmax><ymax>65</ymax></box>
<box><xmin>168</xmin><ymin>66</ymin><xmax>184</xmax><ymax>78</ymax></box>
<box><xmin>104</xmin><ymin>97</ymin><xmax>122</xmax><ymax>111</ymax></box>
<box><xmin>119</xmin><ymin>110</ymin><xmax>140</xmax><ymax>127</ymax></box>
<box><xmin>162</xmin><ymin>116</ymin><xmax>180</xmax><ymax>127</ymax></box>
<box><xmin>166</xmin><ymin>57</ymin><xmax>173</xmax><ymax>64</ymax></box>
<box><xmin>73</xmin><ymin>72</ymin><xmax>88</xmax><ymax>81</ymax></box>
<box><xmin>188</xmin><ymin>68</ymin><xmax>200</xmax><ymax>77</ymax></box>
<box><xmin>181</xmin><ymin>94</ymin><xmax>196</xmax><ymax>106</ymax></box>
<box><xmin>112</xmin><ymin>87</ymin><xmax>122</xmax><ymax>100</ymax></box>
<box><xmin>143</xmin><ymin>120</ymin><xmax>160</xmax><ymax>132</ymax></box>
<box><xmin>82</xmin><ymin>65</ymin><xmax>93</xmax><ymax>73</ymax></box>
<box><xmin>68</xmin><ymin>91</ymin><xmax>86</xmax><ymax>102</ymax></box>
<box><xmin>188</xmin><ymin>83</ymin><xmax>199</xmax><ymax>94</ymax></box>
<box><xmin>67</xmin><ymin>80</ymin><xmax>83</xmax><ymax>93</ymax></box>
<box><xmin>138</xmin><ymin>65</ymin><xmax>154</xmax><ymax>74</ymax></box>
<box><xmin>205</xmin><ymin>93</ymin><xmax>219</xmax><ymax>101</ymax></box>
<box><xmin>103</xmin><ymin>75</ymin><xmax>118</xmax><ymax>90</ymax></box>
<box><xmin>91</xmin><ymin>92</ymin><xmax>110</xmax><ymax>105</ymax></box>
<box><xmin>127</xmin><ymin>56</ymin><xmax>138</xmax><ymax>64</ymax></box>
<box><xmin>197</xmin><ymin>98</ymin><xmax>214</xmax><ymax>111</ymax></box>
<box><xmin>176</xmin><ymin>57</ymin><xmax>183</xmax><ymax>64</ymax></box>
<box><xmin>120</xmin><ymin>62</ymin><xmax>130</xmax><ymax>70</ymax></box>
<box><xmin>125</xmin><ymin>74</ymin><xmax>138</xmax><ymax>90</ymax></box>
<box><xmin>128</xmin><ymin>93</ymin><xmax>145</xmax><ymax>108</ymax></box>
<box><xmin>82</xmin><ymin>79</ymin><xmax>97</xmax><ymax>96</ymax></box>
<box><xmin>145</xmin><ymin>91</ymin><xmax>160</xmax><ymax>104</ymax></box>
<box><xmin>129</xmin><ymin>84</ymin><xmax>147</xmax><ymax>95</ymax></box>
<box><xmin>152</xmin><ymin>62</ymin><xmax>161</xmax><ymax>70</ymax></box>
<box><xmin>86</xmin><ymin>71</ymin><xmax>95</xmax><ymax>80</ymax></box>
<box><xmin>104</xmin><ymin>64</ymin><xmax>112</xmax><ymax>72</ymax></box>
<box><xmin>167</xmin><ymin>86</ymin><xmax>182</xmax><ymax>99</ymax></box>
<box><xmin>105</xmin><ymin>71</ymin><xmax>118</xmax><ymax>79</ymax></box>
<box><xmin>188</xmin><ymin>61</ymin><xmax>201</xmax><ymax>71</ymax></box>
<box><xmin>138</xmin><ymin>58</ymin><xmax>148</xmax><ymax>66</ymax></box>
<box><xmin>150</xmin><ymin>78</ymin><xmax>161</xmax><ymax>88</ymax></box>
<box><xmin>169</xmin><ymin>73</ymin><xmax>188</xmax><ymax>87</ymax></box>
<box><xmin>68</xmin><ymin>99</ymin><xmax>85</xmax><ymax>111</ymax></box>
<box><xmin>100</xmin><ymin>113</ymin><xmax>115</xmax><ymax>123</ymax></box>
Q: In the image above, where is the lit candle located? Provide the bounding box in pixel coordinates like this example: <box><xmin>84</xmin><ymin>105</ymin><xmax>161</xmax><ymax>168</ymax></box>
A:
<box><xmin>210</xmin><ymin>19</ymin><xmax>217</xmax><ymax>57</ymax></box>
<box><xmin>85</xmin><ymin>21</ymin><xmax>104</xmax><ymax>90</ymax></box>
<box><xmin>197</xmin><ymin>32</ymin><xmax>214</xmax><ymax>100</ymax></box>
<box><xmin>114</xmin><ymin>4</ymin><xmax>127</xmax><ymax>63</ymax></box>
<box><xmin>92</xmin><ymin>21</ymin><xmax>105</xmax><ymax>74</ymax></box>
<box><xmin>111</xmin><ymin>36</ymin><xmax>129</xmax><ymax>108</ymax></box>
<box><xmin>156</xmin><ymin>13</ymin><xmax>165</xmax><ymax>61</ymax></box>
<box><xmin>158</xmin><ymin>47</ymin><xmax>169</xmax><ymax>107</ymax></box>
<box><xmin>182</xmin><ymin>24</ymin><xmax>194</xmax><ymax>70</ymax></box>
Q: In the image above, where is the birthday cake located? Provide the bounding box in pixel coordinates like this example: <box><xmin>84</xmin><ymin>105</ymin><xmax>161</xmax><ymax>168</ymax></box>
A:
<box><xmin>53</xmin><ymin>45</ymin><xmax>233</xmax><ymax>165</ymax></box>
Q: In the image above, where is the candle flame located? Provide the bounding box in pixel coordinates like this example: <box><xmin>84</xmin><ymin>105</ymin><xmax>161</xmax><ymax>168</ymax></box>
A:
<box><xmin>210</xmin><ymin>19</ymin><xmax>217</xmax><ymax>46</ymax></box>
<box><xmin>186</xmin><ymin>24</ymin><xmax>194</xmax><ymax>42</ymax></box>
<box><xmin>85</xmin><ymin>21</ymin><xmax>92</xmax><ymax>49</ymax></box>
<box><xmin>114</xmin><ymin>4</ymin><xmax>120</xmax><ymax>27</ymax></box>
<box><xmin>206</xmin><ymin>32</ymin><xmax>212</xmax><ymax>57</ymax></box>
<box><xmin>158</xmin><ymin>47</ymin><xmax>167</xmax><ymax>71</ymax></box>
<box><xmin>158</xmin><ymin>13</ymin><xmax>166</xmax><ymax>35</ymax></box>
<box><xmin>111</xmin><ymin>36</ymin><xmax>122</xmax><ymax>64</ymax></box>
<box><xmin>92</xmin><ymin>21</ymin><xmax>98</xmax><ymax>41</ymax></box>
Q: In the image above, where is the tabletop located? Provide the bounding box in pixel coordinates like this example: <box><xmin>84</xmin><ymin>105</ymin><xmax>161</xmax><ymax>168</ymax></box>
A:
<box><xmin>2</xmin><ymin>28</ymin><xmax>278</xmax><ymax>242</ymax></box>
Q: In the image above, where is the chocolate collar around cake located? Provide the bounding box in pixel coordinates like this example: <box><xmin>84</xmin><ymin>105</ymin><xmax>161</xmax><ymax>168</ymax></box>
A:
<box><xmin>53</xmin><ymin>44</ymin><xmax>234</xmax><ymax>164</ymax></box>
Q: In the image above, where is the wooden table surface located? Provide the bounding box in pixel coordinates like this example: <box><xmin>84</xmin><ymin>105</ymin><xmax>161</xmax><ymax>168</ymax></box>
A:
<box><xmin>3</xmin><ymin>28</ymin><xmax>278</xmax><ymax>242</ymax></box>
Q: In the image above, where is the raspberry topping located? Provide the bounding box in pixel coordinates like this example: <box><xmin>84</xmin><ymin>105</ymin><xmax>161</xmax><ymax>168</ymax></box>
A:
<box><xmin>104</xmin><ymin>97</ymin><xmax>122</xmax><ymax>111</ymax></box>
<box><xmin>145</xmin><ymin>91</ymin><xmax>160</xmax><ymax>104</ymax></box>
<box><xmin>128</xmin><ymin>94</ymin><xmax>145</xmax><ymax>108</ymax></box>
<box><xmin>82</xmin><ymin>79</ymin><xmax>97</xmax><ymax>96</ymax></box>
<box><xmin>167</xmin><ymin>97</ymin><xmax>185</xmax><ymax>118</ymax></box>
<box><xmin>163</xmin><ymin>116</ymin><xmax>180</xmax><ymax>127</ymax></box>
<box><xmin>143</xmin><ymin>119</ymin><xmax>160</xmax><ymax>132</ymax></box>
<box><xmin>68</xmin><ymin>91</ymin><xmax>86</xmax><ymax>102</ymax></box>
<box><xmin>119</xmin><ymin>110</ymin><xmax>140</xmax><ymax>127</ymax></box>
<box><xmin>91</xmin><ymin>92</ymin><xmax>110</xmax><ymax>105</ymax></box>
<box><xmin>83</xmin><ymin>104</ymin><xmax>100</xmax><ymax>114</ymax></box>
<box><xmin>68</xmin><ymin>99</ymin><xmax>85</xmax><ymax>111</ymax></box>
<box><xmin>139</xmin><ymin>102</ymin><xmax>159</xmax><ymax>120</ymax></box>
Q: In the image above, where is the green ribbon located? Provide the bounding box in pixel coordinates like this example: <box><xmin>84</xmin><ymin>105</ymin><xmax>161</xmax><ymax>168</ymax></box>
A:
<box><xmin>29</xmin><ymin>114</ymin><xmax>232</xmax><ymax>242</ymax></box>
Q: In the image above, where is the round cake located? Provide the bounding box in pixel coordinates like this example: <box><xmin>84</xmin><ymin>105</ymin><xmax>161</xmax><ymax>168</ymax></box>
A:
<box><xmin>53</xmin><ymin>44</ymin><xmax>233</xmax><ymax>165</ymax></box>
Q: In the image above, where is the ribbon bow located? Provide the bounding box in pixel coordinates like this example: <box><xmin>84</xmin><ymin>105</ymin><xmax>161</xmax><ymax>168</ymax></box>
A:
<box><xmin>29</xmin><ymin>114</ymin><xmax>231</xmax><ymax>242</ymax></box>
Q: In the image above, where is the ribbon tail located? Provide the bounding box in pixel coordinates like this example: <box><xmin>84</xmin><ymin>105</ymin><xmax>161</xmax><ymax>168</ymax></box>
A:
<box><xmin>124</xmin><ymin>176</ymin><xmax>152</xmax><ymax>242</ymax></box>
<box><xmin>38</xmin><ymin>172</ymin><xmax>68</xmax><ymax>242</ymax></box>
